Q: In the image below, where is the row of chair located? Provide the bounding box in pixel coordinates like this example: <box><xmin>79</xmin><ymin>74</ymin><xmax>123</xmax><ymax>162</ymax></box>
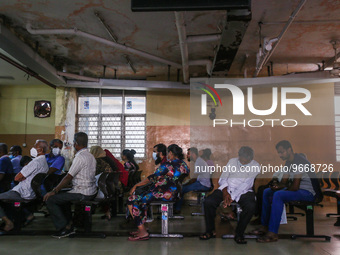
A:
<box><xmin>1</xmin><ymin>171</ymin><xmax>122</xmax><ymax>237</ymax></box>
<box><xmin>318</xmin><ymin>171</ymin><xmax>340</xmax><ymax>220</ymax></box>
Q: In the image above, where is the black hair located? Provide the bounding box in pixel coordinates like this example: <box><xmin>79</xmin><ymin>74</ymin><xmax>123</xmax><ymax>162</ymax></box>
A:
<box><xmin>154</xmin><ymin>143</ymin><xmax>167</xmax><ymax>156</ymax></box>
<box><xmin>168</xmin><ymin>144</ymin><xmax>184</xmax><ymax>160</ymax></box>
<box><xmin>122</xmin><ymin>149</ymin><xmax>136</xmax><ymax>161</ymax></box>
<box><xmin>0</xmin><ymin>143</ymin><xmax>8</xmax><ymax>155</ymax></box>
<box><xmin>275</xmin><ymin>140</ymin><xmax>292</xmax><ymax>150</ymax></box>
<box><xmin>202</xmin><ymin>148</ymin><xmax>212</xmax><ymax>160</ymax></box>
<box><xmin>50</xmin><ymin>139</ymin><xmax>63</xmax><ymax>148</ymax></box>
<box><xmin>20</xmin><ymin>155</ymin><xmax>32</xmax><ymax>167</ymax></box>
<box><xmin>74</xmin><ymin>132</ymin><xmax>88</xmax><ymax>147</ymax></box>
<box><xmin>238</xmin><ymin>146</ymin><xmax>254</xmax><ymax>161</ymax></box>
<box><xmin>10</xmin><ymin>145</ymin><xmax>22</xmax><ymax>155</ymax></box>
<box><xmin>190</xmin><ymin>147</ymin><xmax>198</xmax><ymax>157</ymax></box>
<box><xmin>122</xmin><ymin>149</ymin><xmax>139</xmax><ymax>171</ymax></box>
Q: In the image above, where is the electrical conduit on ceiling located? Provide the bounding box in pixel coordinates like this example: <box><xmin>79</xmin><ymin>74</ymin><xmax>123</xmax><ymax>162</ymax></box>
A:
<box><xmin>253</xmin><ymin>0</ymin><xmax>307</xmax><ymax>77</ymax></box>
<box><xmin>26</xmin><ymin>24</ymin><xmax>214</xmax><ymax>82</ymax></box>
<box><xmin>26</xmin><ymin>24</ymin><xmax>181</xmax><ymax>69</ymax></box>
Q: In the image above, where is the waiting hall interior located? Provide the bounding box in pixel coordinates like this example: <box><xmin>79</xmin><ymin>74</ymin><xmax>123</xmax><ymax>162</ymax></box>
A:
<box><xmin>0</xmin><ymin>1</ymin><xmax>340</xmax><ymax>254</ymax></box>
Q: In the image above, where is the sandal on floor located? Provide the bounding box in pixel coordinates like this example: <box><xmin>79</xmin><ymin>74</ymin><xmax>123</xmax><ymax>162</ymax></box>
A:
<box><xmin>128</xmin><ymin>235</ymin><xmax>149</xmax><ymax>241</ymax></box>
<box><xmin>249</xmin><ymin>228</ymin><xmax>266</xmax><ymax>236</ymax></box>
<box><xmin>256</xmin><ymin>234</ymin><xmax>278</xmax><ymax>243</ymax></box>
<box><xmin>129</xmin><ymin>231</ymin><xmax>139</xmax><ymax>236</ymax></box>
<box><xmin>199</xmin><ymin>232</ymin><xmax>216</xmax><ymax>240</ymax></box>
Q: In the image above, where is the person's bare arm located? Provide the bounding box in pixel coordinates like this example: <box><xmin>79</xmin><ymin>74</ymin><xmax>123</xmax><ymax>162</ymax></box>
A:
<box><xmin>222</xmin><ymin>187</ymin><xmax>232</xmax><ymax>207</ymax></box>
<box><xmin>47</xmin><ymin>167</ymin><xmax>59</xmax><ymax>175</ymax></box>
<box><xmin>14</xmin><ymin>172</ymin><xmax>26</xmax><ymax>182</ymax></box>
<box><xmin>43</xmin><ymin>174</ymin><xmax>73</xmax><ymax>201</ymax></box>
<box><xmin>129</xmin><ymin>178</ymin><xmax>151</xmax><ymax>195</ymax></box>
<box><xmin>287</xmin><ymin>174</ymin><xmax>302</xmax><ymax>191</ymax></box>
<box><xmin>271</xmin><ymin>174</ymin><xmax>289</xmax><ymax>190</ymax></box>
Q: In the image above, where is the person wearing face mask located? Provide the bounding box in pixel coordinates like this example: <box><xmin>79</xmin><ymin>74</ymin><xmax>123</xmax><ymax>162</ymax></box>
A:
<box><xmin>152</xmin><ymin>143</ymin><xmax>167</xmax><ymax>166</ymax></box>
<box><xmin>200</xmin><ymin>146</ymin><xmax>260</xmax><ymax>244</ymax></box>
<box><xmin>9</xmin><ymin>145</ymin><xmax>22</xmax><ymax>175</ymax></box>
<box><xmin>127</xmin><ymin>144</ymin><xmax>189</xmax><ymax>241</ymax></box>
<box><xmin>0</xmin><ymin>140</ymin><xmax>49</xmax><ymax>233</ymax></box>
<box><xmin>43</xmin><ymin>132</ymin><xmax>97</xmax><ymax>239</ymax></box>
<box><xmin>45</xmin><ymin>139</ymin><xmax>65</xmax><ymax>175</ymax></box>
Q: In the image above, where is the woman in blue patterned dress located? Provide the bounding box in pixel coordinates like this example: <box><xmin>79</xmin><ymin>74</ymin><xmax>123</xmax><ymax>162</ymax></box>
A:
<box><xmin>127</xmin><ymin>144</ymin><xmax>189</xmax><ymax>241</ymax></box>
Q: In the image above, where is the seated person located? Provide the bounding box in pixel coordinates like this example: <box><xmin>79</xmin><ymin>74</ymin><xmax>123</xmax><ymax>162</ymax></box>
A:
<box><xmin>175</xmin><ymin>147</ymin><xmax>211</xmax><ymax>213</ymax></box>
<box><xmin>202</xmin><ymin>148</ymin><xmax>214</xmax><ymax>167</ymax></box>
<box><xmin>0</xmin><ymin>143</ymin><xmax>14</xmax><ymax>193</ymax></box>
<box><xmin>153</xmin><ymin>143</ymin><xmax>167</xmax><ymax>167</ymax></box>
<box><xmin>127</xmin><ymin>144</ymin><xmax>189</xmax><ymax>241</ymax></box>
<box><xmin>46</xmin><ymin>139</ymin><xmax>65</xmax><ymax>175</ymax></box>
<box><xmin>255</xmin><ymin>140</ymin><xmax>316</xmax><ymax>243</ymax></box>
<box><xmin>9</xmin><ymin>145</ymin><xmax>22</xmax><ymax>174</ymax></box>
<box><xmin>122</xmin><ymin>149</ymin><xmax>139</xmax><ymax>173</ymax></box>
<box><xmin>105</xmin><ymin>149</ymin><xmax>128</xmax><ymax>187</ymax></box>
<box><xmin>200</xmin><ymin>146</ymin><xmax>260</xmax><ymax>244</ymax></box>
<box><xmin>0</xmin><ymin>140</ymin><xmax>49</xmax><ymax>232</ymax></box>
<box><xmin>43</xmin><ymin>132</ymin><xmax>97</xmax><ymax>239</ymax></box>
<box><xmin>252</xmin><ymin>171</ymin><xmax>285</xmax><ymax>225</ymax></box>
<box><xmin>90</xmin><ymin>145</ymin><xmax>115</xmax><ymax>220</ymax></box>
<box><xmin>90</xmin><ymin>146</ymin><xmax>118</xmax><ymax>175</ymax></box>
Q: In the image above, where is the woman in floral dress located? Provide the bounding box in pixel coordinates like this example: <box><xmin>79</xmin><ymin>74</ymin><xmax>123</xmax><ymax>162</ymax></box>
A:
<box><xmin>127</xmin><ymin>144</ymin><xmax>189</xmax><ymax>241</ymax></box>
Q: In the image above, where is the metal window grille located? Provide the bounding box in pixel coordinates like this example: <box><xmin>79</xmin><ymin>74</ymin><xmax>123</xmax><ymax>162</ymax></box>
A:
<box><xmin>77</xmin><ymin>114</ymin><xmax>146</xmax><ymax>158</ymax></box>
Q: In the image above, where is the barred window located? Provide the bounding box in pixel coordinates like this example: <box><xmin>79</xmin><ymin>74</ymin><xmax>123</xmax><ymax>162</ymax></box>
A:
<box><xmin>77</xmin><ymin>90</ymin><xmax>146</xmax><ymax>159</ymax></box>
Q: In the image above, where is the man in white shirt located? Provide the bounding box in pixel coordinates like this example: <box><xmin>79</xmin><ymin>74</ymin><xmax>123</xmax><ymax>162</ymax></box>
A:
<box><xmin>0</xmin><ymin>140</ymin><xmax>49</xmax><ymax>232</ymax></box>
<box><xmin>44</xmin><ymin>132</ymin><xmax>97</xmax><ymax>239</ymax></box>
<box><xmin>174</xmin><ymin>147</ymin><xmax>211</xmax><ymax>213</ymax></box>
<box><xmin>200</xmin><ymin>146</ymin><xmax>260</xmax><ymax>244</ymax></box>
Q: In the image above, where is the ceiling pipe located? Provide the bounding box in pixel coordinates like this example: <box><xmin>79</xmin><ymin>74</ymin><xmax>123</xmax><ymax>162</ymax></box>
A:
<box><xmin>0</xmin><ymin>52</ymin><xmax>56</xmax><ymax>89</ymax></box>
<box><xmin>57</xmin><ymin>71</ymin><xmax>99</xmax><ymax>82</ymax></box>
<box><xmin>253</xmin><ymin>0</ymin><xmax>307</xmax><ymax>77</ymax></box>
<box><xmin>187</xmin><ymin>34</ymin><xmax>221</xmax><ymax>43</ymax></box>
<box><xmin>26</xmin><ymin>24</ymin><xmax>182</xmax><ymax>69</ymax></box>
<box><xmin>188</xmin><ymin>60</ymin><xmax>212</xmax><ymax>76</ymax></box>
<box><xmin>175</xmin><ymin>12</ymin><xmax>189</xmax><ymax>84</ymax></box>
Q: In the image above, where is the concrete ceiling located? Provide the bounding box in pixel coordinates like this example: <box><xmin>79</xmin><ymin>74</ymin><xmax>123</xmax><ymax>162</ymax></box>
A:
<box><xmin>0</xmin><ymin>0</ymin><xmax>339</xmax><ymax>86</ymax></box>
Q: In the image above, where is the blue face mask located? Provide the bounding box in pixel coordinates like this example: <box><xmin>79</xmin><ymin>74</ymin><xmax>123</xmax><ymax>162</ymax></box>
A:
<box><xmin>9</xmin><ymin>155</ymin><xmax>14</xmax><ymax>159</ymax></box>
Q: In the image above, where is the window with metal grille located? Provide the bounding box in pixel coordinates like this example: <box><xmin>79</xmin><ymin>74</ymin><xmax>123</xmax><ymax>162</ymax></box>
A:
<box><xmin>76</xmin><ymin>90</ymin><xmax>146</xmax><ymax>159</ymax></box>
<box><xmin>335</xmin><ymin>96</ymin><xmax>340</xmax><ymax>161</ymax></box>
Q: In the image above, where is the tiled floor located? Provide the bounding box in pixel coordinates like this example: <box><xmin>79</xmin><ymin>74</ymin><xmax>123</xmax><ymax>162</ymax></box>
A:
<box><xmin>0</xmin><ymin>202</ymin><xmax>339</xmax><ymax>255</ymax></box>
